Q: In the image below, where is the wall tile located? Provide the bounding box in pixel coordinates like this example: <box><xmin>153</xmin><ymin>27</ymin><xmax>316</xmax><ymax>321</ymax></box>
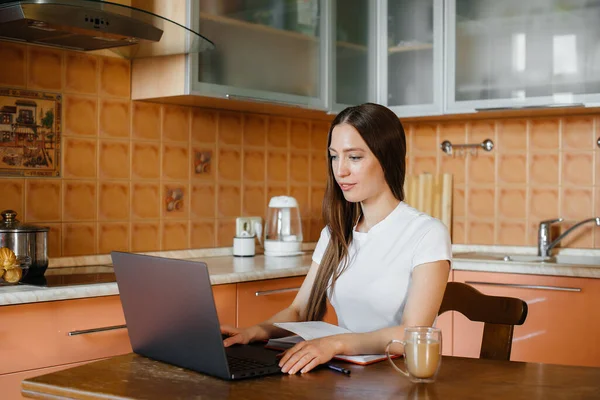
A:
<box><xmin>468</xmin><ymin>187</ymin><xmax>495</xmax><ymax>219</ymax></box>
<box><xmin>452</xmin><ymin>218</ymin><xmax>465</xmax><ymax>244</ymax></box>
<box><xmin>219</xmin><ymin>112</ymin><xmax>242</xmax><ymax>146</ymax></box>
<box><xmin>131</xmin><ymin>142</ymin><xmax>160</xmax><ymax>179</ymax></box>
<box><xmin>217</xmin><ymin>184</ymin><xmax>241</xmax><ymax>217</ymax></box>
<box><xmin>498</xmin><ymin>187</ymin><xmax>527</xmax><ymax>220</ymax></box>
<box><xmin>562</xmin><ymin>152</ymin><xmax>593</xmax><ymax>186</ymax></box>
<box><xmin>131</xmin><ymin>182</ymin><xmax>160</xmax><ymax>219</ymax></box>
<box><xmin>290</xmin><ymin>120</ymin><xmax>311</xmax><ymax>150</ymax></box>
<box><xmin>497</xmin><ymin>221</ymin><xmax>527</xmax><ymax>245</ymax></box>
<box><xmin>440</xmin><ymin>155</ymin><xmax>466</xmax><ymax>184</ymax></box>
<box><xmin>530</xmin><ymin>118</ymin><xmax>559</xmax><ymax>151</ymax></box>
<box><xmin>0</xmin><ymin>42</ymin><xmax>26</xmax><ymax>87</ymax></box>
<box><xmin>497</xmin><ymin>120</ymin><xmax>527</xmax><ymax>152</ymax></box>
<box><xmin>162</xmin><ymin>220</ymin><xmax>189</xmax><ymax>250</ymax></box>
<box><xmin>62</xmin><ymin>223</ymin><xmax>96</xmax><ymax>256</ymax></box>
<box><xmin>309</xmin><ymin>217</ymin><xmax>323</xmax><ymax>242</ymax></box>
<box><xmin>412</xmin><ymin>124</ymin><xmax>437</xmax><ymax>153</ymax></box>
<box><xmin>63</xmin><ymin>180</ymin><xmax>96</xmax><ymax>221</ymax></box>
<box><xmin>290</xmin><ymin>152</ymin><xmax>310</xmax><ymax>183</ymax></box>
<box><xmin>267</xmin><ymin>117</ymin><xmax>289</xmax><ymax>148</ymax></box>
<box><xmin>528</xmin><ymin>187</ymin><xmax>559</xmax><ymax>222</ymax></box>
<box><xmin>217</xmin><ymin>218</ymin><xmax>236</xmax><ymax>247</ymax></box>
<box><xmin>498</xmin><ymin>154</ymin><xmax>527</xmax><ymax>184</ymax></box>
<box><xmin>163</xmin><ymin>105</ymin><xmax>190</xmax><ymax>142</ymax></box>
<box><xmin>132</xmin><ymin>102</ymin><xmax>161</xmax><ymax>140</ymax></box>
<box><xmin>99</xmin><ymin>99</ymin><xmax>130</xmax><ymax>138</ymax></box>
<box><xmin>243</xmin><ymin>114</ymin><xmax>266</xmax><ymax>147</ymax></box>
<box><xmin>131</xmin><ymin>222</ymin><xmax>160</xmax><ymax>252</ymax></box>
<box><xmin>562</xmin><ymin>117</ymin><xmax>594</xmax><ymax>150</ymax></box>
<box><xmin>411</xmin><ymin>155</ymin><xmax>437</xmax><ymax>175</ymax></box>
<box><xmin>559</xmin><ymin>221</ymin><xmax>594</xmax><ymax>249</ymax></box>
<box><xmin>243</xmin><ymin>149</ymin><xmax>265</xmax><ymax>183</ymax></box>
<box><xmin>98</xmin><ymin>181</ymin><xmax>130</xmax><ymax>221</ymax></box>
<box><xmin>218</xmin><ymin>147</ymin><xmax>241</xmax><ymax>182</ymax></box>
<box><xmin>46</xmin><ymin>223</ymin><xmax>61</xmax><ymax>258</ymax></box>
<box><xmin>190</xmin><ymin>183</ymin><xmax>215</xmax><ymax>219</ymax></box>
<box><xmin>468</xmin><ymin>121</ymin><xmax>495</xmax><ymax>143</ymax></box>
<box><xmin>25</xmin><ymin>180</ymin><xmax>61</xmax><ymax>222</ymax></box>
<box><xmin>468</xmin><ymin>155</ymin><xmax>495</xmax><ymax>185</ymax></box>
<box><xmin>99</xmin><ymin>140</ymin><xmax>130</xmax><ymax>179</ymax></box>
<box><xmin>28</xmin><ymin>46</ymin><xmax>63</xmax><ymax>90</ymax></box>
<box><xmin>242</xmin><ymin>184</ymin><xmax>265</xmax><ymax>217</ymax></box>
<box><xmin>191</xmin><ymin>109</ymin><xmax>217</xmax><ymax>144</ymax></box>
<box><xmin>267</xmin><ymin>184</ymin><xmax>288</xmax><ymax>202</ymax></box>
<box><xmin>163</xmin><ymin>185</ymin><xmax>188</xmax><ymax>219</ymax></box>
<box><xmin>439</xmin><ymin>123</ymin><xmax>467</xmax><ymax>149</ymax></box>
<box><xmin>64</xmin><ymin>95</ymin><xmax>98</xmax><ymax>137</ymax></box>
<box><xmin>453</xmin><ymin>186</ymin><xmax>465</xmax><ymax>218</ymax></box>
<box><xmin>310</xmin><ymin>186</ymin><xmax>325</xmax><ymax>218</ymax></box>
<box><xmin>290</xmin><ymin>185</ymin><xmax>309</xmax><ymax>218</ymax></box>
<box><xmin>191</xmin><ymin>147</ymin><xmax>215</xmax><ymax>181</ymax></box>
<box><xmin>190</xmin><ymin>220</ymin><xmax>216</xmax><ymax>248</ymax></box>
<box><xmin>310</xmin><ymin>152</ymin><xmax>326</xmax><ymax>183</ymax></box>
<box><xmin>98</xmin><ymin>222</ymin><xmax>129</xmax><ymax>253</ymax></box>
<box><xmin>99</xmin><ymin>57</ymin><xmax>130</xmax><ymax>98</ymax></box>
<box><xmin>311</xmin><ymin>121</ymin><xmax>330</xmax><ymax>151</ymax></box>
<box><xmin>560</xmin><ymin>187</ymin><xmax>593</xmax><ymax>220</ymax></box>
<box><xmin>64</xmin><ymin>52</ymin><xmax>97</xmax><ymax>95</ymax></box>
<box><xmin>467</xmin><ymin>220</ymin><xmax>495</xmax><ymax>244</ymax></box>
<box><xmin>63</xmin><ymin>137</ymin><xmax>97</xmax><ymax>178</ymax></box>
<box><xmin>0</xmin><ymin>179</ymin><xmax>24</xmax><ymax>218</ymax></box>
<box><xmin>267</xmin><ymin>150</ymin><xmax>288</xmax><ymax>183</ymax></box>
<box><xmin>162</xmin><ymin>143</ymin><xmax>189</xmax><ymax>181</ymax></box>
<box><xmin>529</xmin><ymin>153</ymin><xmax>559</xmax><ymax>186</ymax></box>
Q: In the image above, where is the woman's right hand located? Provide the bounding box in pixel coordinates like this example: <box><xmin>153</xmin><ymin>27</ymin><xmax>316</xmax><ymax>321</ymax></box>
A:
<box><xmin>220</xmin><ymin>325</ymin><xmax>255</xmax><ymax>347</ymax></box>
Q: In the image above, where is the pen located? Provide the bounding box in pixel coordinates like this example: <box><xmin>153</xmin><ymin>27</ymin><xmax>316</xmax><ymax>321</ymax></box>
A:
<box><xmin>325</xmin><ymin>363</ymin><xmax>351</xmax><ymax>376</ymax></box>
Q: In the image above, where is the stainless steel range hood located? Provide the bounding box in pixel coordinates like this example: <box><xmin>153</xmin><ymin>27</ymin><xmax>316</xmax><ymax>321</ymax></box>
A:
<box><xmin>0</xmin><ymin>0</ymin><xmax>214</xmax><ymax>59</ymax></box>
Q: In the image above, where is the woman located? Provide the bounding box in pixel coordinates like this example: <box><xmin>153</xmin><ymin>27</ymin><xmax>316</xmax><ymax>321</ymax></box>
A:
<box><xmin>222</xmin><ymin>103</ymin><xmax>451</xmax><ymax>374</ymax></box>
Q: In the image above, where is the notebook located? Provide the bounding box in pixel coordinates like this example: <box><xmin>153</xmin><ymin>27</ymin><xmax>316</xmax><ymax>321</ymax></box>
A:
<box><xmin>266</xmin><ymin>321</ymin><xmax>391</xmax><ymax>365</ymax></box>
<box><xmin>111</xmin><ymin>251</ymin><xmax>282</xmax><ymax>380</ymax></box>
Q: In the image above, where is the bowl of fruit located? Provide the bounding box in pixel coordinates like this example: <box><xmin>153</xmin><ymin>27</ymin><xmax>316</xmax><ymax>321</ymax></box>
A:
<box><xmin>0</xmin><ymin>247</ymin><xmax>29</xmax><ymax>285</ymax></box>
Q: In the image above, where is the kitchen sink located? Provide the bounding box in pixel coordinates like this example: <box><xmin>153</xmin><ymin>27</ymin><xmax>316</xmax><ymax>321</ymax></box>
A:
<box><xmin>453</xmin><ymin>252</ymin><xmax>600</xmax><ymax>267</ymax></box>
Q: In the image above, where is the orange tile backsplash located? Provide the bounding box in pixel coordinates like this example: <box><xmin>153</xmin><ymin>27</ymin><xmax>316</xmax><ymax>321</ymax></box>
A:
<box><xmin>4</xmin><ymin>41</ymin><xmax>600</xmax><ymax>256</ymax></box>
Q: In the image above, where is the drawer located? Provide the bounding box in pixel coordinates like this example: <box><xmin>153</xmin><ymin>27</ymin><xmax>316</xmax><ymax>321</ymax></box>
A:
<box><xmin>237</xmin><ymin>276</ymin><xmax>337</xmax><ymax>328</ymax></box>
<box><xmin>0</xmin><ymin>296</ymin><xmax>131</xmax><ymax>375</ymax></box>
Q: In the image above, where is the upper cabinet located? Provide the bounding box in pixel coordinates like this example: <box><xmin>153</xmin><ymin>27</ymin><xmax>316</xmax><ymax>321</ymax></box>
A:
<box><xmin>445</xmin><ymin>0</ymin><xmax>600</xmax><ymax>113</ymax></box>
<box><xmin>190</xmin><ymin>0</ymin><xmax>326</xmax><ymax>109</ymax></box>
<box><xmin>384</xmin><ymin>0</ymin><xmax>444</xmax><ymax>117</ymax></box>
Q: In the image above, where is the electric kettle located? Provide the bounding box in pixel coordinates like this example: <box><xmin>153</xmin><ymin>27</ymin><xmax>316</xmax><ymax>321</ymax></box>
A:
<box><xmin>261</xmin><ymin>196</ymin><xmax>303</xmax><ymax>257</ymax></box>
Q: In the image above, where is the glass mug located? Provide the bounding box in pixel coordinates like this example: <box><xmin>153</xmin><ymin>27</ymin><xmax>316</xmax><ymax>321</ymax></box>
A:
<box><xmin>385</xmin><ymin>327</ymin><xmax>442</xmax><ymax>383</ymax></box>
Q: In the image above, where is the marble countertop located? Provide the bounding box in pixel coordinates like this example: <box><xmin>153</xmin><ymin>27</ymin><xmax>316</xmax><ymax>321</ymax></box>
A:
<box><xmin>1</xmin><ymin>244</ymin><xmax>599</xmax><ymax>307</ymax></box>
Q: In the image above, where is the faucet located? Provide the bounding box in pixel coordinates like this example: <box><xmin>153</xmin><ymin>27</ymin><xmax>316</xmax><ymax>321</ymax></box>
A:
<box><xmin>537</xmin><ymin>217</ymin><xmax>600</xmax><ymax>258</ymax></box>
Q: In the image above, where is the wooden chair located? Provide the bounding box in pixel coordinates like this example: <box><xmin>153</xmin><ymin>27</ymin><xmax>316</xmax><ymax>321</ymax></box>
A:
<box><xmin>438</xmin><ymin>282</ymin><xmax>528</xmax><ymax>361</ymax></box>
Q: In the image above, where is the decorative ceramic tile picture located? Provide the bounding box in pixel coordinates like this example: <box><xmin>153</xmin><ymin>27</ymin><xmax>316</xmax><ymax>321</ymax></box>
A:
<box><xmin>193</xmin><ymin>150</ymin><xmax>212</xmax><ymax>174</ymax></box>
<box><xmin>0</xmin><ymin>88</ymin><xmax>61</xmax><ymax>177</ymax></box>
<box><xmin>165</xmin><ymin>186</ymin><xmax>184</xmax><ymax>213</ymax></box>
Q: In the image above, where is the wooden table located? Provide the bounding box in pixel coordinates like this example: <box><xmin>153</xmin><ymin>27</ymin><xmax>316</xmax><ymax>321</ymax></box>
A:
<box><xmin>22</xmin><ymin>353</ymin><xmax>600</xmax><ymax>399</ymax></box>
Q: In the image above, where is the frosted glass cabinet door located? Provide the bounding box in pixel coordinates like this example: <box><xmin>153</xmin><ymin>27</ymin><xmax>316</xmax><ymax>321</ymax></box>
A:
<box><xmin>190</xmin><ymin>0</ymin><xmax>324</xmax><ymax>108</ymax></box>
<box><xmin>386</xmin><ymin>0</ymin><xmax>444</xmax><ymax>117</ymax></box>
<box><xmin>332</xmin><ymin>0</ymin><xmax>375</xmax><ymax>109</ymax></box>
<box><xmin>447</xmin><ymin>0</ymin><xmax>600</xmax><ymax>112</ymax></box>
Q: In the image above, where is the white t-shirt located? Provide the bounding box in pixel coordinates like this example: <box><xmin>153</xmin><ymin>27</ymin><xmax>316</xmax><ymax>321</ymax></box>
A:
<box><xmin>312</xmin><ymin>201</ymin><xmax>451</xmax><ymax>333</ymax></box>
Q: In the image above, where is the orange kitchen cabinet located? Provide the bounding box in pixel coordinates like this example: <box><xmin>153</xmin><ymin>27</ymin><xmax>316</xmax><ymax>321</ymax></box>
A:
<box><xmin>213</xmin><ymin>283</ymin><xmax>237</xmax><ymax>327</ymax></box>
<box><xmin>453</xmin><ymin>270</ymin><xmax>600</xmax><ymax>367</ymax></box>
<box><xmin>236</xmin><ymin>276</ymin><xmax>337</xmax><ymax>328</ymax></box>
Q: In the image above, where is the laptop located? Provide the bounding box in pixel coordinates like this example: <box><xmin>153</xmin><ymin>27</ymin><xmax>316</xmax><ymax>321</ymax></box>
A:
<box><xmin>111</xmin><ymin>251</ymin><xmax>282</xmax><ymax>380</ymax></box>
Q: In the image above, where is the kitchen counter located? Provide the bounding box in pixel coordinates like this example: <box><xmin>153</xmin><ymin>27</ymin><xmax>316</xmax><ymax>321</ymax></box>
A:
<box><xmin>1</xmin><ymin>245</ymin><xmax>599</xmax><ymax>306</ymax></box>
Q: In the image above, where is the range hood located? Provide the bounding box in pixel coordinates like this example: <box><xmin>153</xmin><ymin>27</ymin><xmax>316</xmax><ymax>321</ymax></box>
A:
<box><xmin>0</xmin><ymin>0</ymin><xmax>214</xmax><ymax>59</ymax></box>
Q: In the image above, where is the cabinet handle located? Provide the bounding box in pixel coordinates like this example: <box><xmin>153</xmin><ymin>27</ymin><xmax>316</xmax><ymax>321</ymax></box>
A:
<box><xmin>464</xmin><ymin>281</ymin><xmax>581</xmax><ymax>292</ymax></box>
<box><xmin>68</xmin><ymin>324</ymin><xmax>127</xmax><ymax>336</ymax></box>
<box><xmin>475</xmin><ymin>103</ymin><xmax>584</xmax><ymax>112</ymax></box>
<box><xmin>255</xmin><ymin>287</ymin><xmax>300</xmax><ymax>297</ymax></box>
<box><xmin>225</xmin><ymin>93</ymin><xmax>307</xmax><ymax>108</ymax></box>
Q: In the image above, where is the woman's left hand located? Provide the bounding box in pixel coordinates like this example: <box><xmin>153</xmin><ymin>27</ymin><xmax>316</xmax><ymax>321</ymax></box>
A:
<box><xmin>278</xmin><ymin>336</ymin><xmax>340</xmax><ymax>374</ymax></box>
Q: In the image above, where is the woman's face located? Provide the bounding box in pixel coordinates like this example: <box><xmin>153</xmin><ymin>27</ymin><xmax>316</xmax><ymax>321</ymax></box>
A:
<box><xmin>329</xmin><ymin>123</ymin><xmax>389</xmax><ymax>204</ymax></box>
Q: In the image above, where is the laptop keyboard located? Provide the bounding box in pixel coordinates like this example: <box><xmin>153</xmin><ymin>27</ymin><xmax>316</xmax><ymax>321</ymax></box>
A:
<box><xmin>227</xmin><ymin>355</ymin><xmax>277</xmax><ymax>371</ymax></box>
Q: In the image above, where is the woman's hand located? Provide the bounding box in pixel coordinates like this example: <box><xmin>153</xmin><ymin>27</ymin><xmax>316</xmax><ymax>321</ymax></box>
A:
<box><xmin>278</xmin><ymin>336</ymin><xmax>342</xmax><ymax>374</ymax></box>
<box><xmin>221</xmin><ymin>325</ymin><xmax>255</xmax><ymax>347</ymax></box>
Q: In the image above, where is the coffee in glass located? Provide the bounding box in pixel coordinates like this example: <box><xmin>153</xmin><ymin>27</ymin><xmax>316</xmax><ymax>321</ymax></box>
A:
<box><xmin>385</xmin><ymin>326</ymin><xmax>442</xmax><ymax>383</ymax></box>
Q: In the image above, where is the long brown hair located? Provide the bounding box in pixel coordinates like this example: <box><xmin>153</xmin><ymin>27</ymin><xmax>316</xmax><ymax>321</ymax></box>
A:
<box><xmin>304</xmin><ymin>103</ymin><xmax>407</xmax><ymax>321</ymax></box>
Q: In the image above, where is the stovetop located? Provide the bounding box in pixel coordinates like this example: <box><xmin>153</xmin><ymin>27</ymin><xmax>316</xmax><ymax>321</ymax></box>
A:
<box><xmin>21</xmin><ymin>265</ymin><xmax>117</xmax><ymax>288</ymax></box>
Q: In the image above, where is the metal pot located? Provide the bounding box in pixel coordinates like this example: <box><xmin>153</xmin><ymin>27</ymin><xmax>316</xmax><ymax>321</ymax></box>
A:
<box><xmin>0</xmin><ymin>210</ymin><xmax>49</xmax><ymax>279</ymax></box>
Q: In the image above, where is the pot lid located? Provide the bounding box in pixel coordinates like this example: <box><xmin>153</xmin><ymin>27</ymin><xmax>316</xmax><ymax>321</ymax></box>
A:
<box><xmin>0</xmin><ymin>210</ymin><xmax>49</xmax><ymax>232</ymax></box>
<box><xmin>0</xmin><ymin>0</ymin><xmax>215</xmax><ymax>59</ymax></box>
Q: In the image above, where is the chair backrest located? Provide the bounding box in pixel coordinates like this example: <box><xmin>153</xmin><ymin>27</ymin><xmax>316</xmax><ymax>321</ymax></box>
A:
<box><xmin>404</xmin><ymin>173</ymin><xmax>453</xmax><ymax>232</ymax></box>
<box><xmin>438</xmin><ymin>282</ymin><xmax>528</xmax><ymax>361</ymax></box>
